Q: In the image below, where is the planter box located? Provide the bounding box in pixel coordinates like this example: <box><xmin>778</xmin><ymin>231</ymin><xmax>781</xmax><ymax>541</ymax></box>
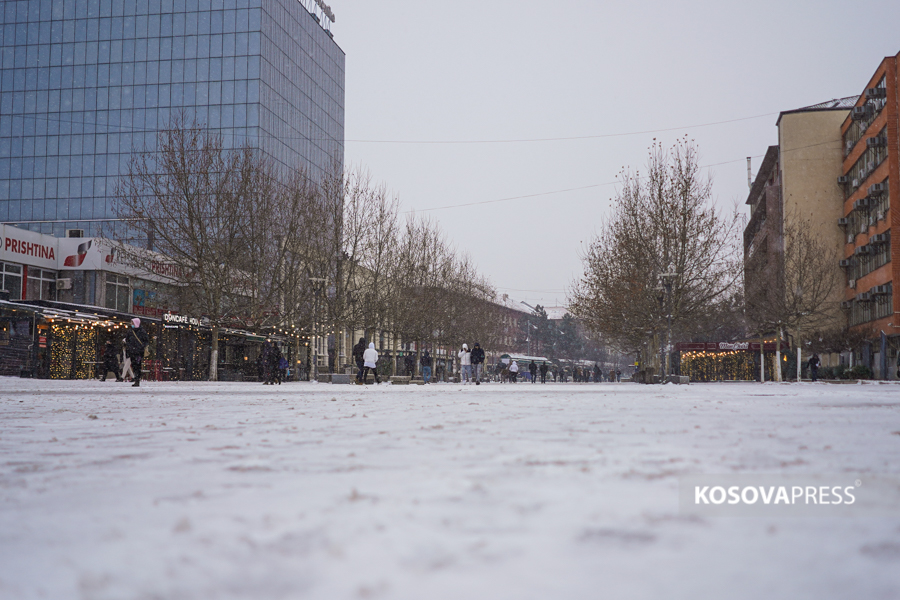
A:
<box><xmin>331</xmin><ymin>373</ymin><xmax>351</xmax><ymax>384</ymax></box>
<box><xmin>316</xmin><ymin>374</ymin><xmax>331</xmax><ymax>383</ymax></box>
<box><xmin>390</xmin><ymin>376</ymin><xmax>411</xmax><ymax>385</ymax></box>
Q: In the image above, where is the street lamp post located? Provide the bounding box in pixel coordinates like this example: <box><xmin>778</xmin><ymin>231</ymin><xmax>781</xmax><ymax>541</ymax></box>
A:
<box><xmin>309</xmin><ymin>277</ymin><xmax>327</xmax><ymax>381</ymax></box>
<box><xmin>658</xmin><ymin>266</ymin><xmax>678</xmax><ymax>382</ymax></box>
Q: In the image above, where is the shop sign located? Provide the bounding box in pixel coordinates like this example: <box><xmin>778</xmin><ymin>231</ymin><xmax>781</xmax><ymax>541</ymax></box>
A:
<box><xmin>676</xmin><ymin>341</ymin><xmax>779</xmax><ymax>352</ymax></box>
<box><xmin>719</xmin><ymin>342</ymin><xmax>749</xmax><ymax>350</ymax></box>
<box><xmin>38</xmin><ymin>336</ymin><xmax>47</xmax><ymax>348</ymax></box>
<box><xmin>0</xmin><ymin>224</ymin><xmax>58</xmax><ymax>270</ymax></box>
<box><xmin>164</xmin><ymin>312</ymin><xmax>201</xmax><ymax>327</ymax></box>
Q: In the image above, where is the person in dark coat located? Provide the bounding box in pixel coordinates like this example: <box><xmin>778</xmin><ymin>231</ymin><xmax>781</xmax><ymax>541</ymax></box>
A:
<box><xmin>404</xmin><ymin>352</ymin><xmax>415</xmax><ymax>377</ymax></box>
<box><xmin>261</xmin><ymin>341</ymin><xmax>274</xmax><ymax>384</ymax></box>
<box><xmin>268</xmin><ymin>343</ymin><xmax>283</xmax><ymax>385</ymax></box>
<box><xmin>808</xmin><ymin>353</ymin><xmax>821</xmax><ymax>382</ymax></box>
<box><xmin>470</xmin><ymin>342</ymin><xmax>486</xmax><ymax>385</ymax></box>
<box><xmin>352</xmin><ymin>337</ymin><xmax>367</xmax><ymax>383</ymax></box>
<box><xmin>421</xmin><ymin>349</ymin><xmax>433</xmax><ymax>383</ymax></box>
<box><xmin>125</xmin><ymin>318</ymin><xmax>149</xmax><ymax>387</ymax></box>
<box><xmin>539</xmin><ymin>361</ymin><xmax>548</xmax><ymax>383</ymax></box>
<box><xmin>100</xmin><ymin>339</ymin><xmax>123</xmax><ymax>382</ymax></box>
<box><xmin>528</xmin><ymin>360</ymin><xmax>537</xmax><ymax>383</ymax></box>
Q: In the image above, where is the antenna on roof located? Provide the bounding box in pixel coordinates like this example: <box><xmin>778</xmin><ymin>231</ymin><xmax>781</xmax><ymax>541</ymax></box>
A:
<box><xmin>747</xmin><ymin>157</ymin><xmax>752</xmax><ymax>189</ymax></box>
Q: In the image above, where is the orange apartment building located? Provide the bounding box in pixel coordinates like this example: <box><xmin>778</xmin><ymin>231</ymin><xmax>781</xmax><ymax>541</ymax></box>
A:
<box><xmin>839</xmin><ymin>52</ymin><xmax>900</xmax><ymax>376</ymax></box>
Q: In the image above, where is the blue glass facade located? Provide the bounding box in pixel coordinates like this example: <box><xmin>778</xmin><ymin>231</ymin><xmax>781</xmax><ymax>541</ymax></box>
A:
<box><xmin>0</xmin><ymin>0</ymin><xmax>345</xmax><ymax>237</ymax></box>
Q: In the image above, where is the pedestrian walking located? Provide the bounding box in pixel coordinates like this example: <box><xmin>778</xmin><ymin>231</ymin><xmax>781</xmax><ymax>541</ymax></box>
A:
<box><xmin>261</xmin><ymin>341</ymin><xmax>274</xmax><ymax>384</ymax></box>
<box><xmin>362</xmin><ymin>342</ymin><xmax>381</xmax><ymax>384</ymax></box>
<box><xmin>125</xmin><ymin>318</ymin><xmax>149</xmax><ymax>387</ymax></box>
<box><xmin>352</xmin><ymin>337</ymin><xmax>367</xmax><ymax>383</ymax></box>
<box><xmin>539</xmin><ymin>361</ymin><xmax>548</xmax><ymax>383</ymax></box>
<box><xmin>421</xmin><ymin>349</ymin><xmax>433</xmax><ymax>383</ymax></box>
<box><xmin>458</xmin><ymin>343</ymin><xmax>471</xmax><ymax>383</ymax></box>
<box><xmin>99</xmin><ymin>340</ymin><xmax>123</xmax><ymax>382</ymax></box>
<box><xmin>529</xmin><ymin>360</ymin><xmax>537</xmax><ymax>383</ymax></box>
<box><xmin>509</xmin><ymin>359</ymin><xmax>519</xmax><ymax>383</ymax></box>
<box><xmin>808</xmin><ymin>353</ymin><xmax>821</xmax><ymax>382</ymax></box>
<box><xmin>471</xmin><ymin>342</ymin><xmax>485</xmax><ymax>385</ymax></box>
<box><xmin>269</xmin><ymin>344</ymin><xmax>284</xmax><ymax>384</ymax></box>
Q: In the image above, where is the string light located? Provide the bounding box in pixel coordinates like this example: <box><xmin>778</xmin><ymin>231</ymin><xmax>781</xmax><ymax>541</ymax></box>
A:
<box><xmin>679</xmin><ymin>350</ymin><xmax>772</xmax><ymax>382</ymax></box>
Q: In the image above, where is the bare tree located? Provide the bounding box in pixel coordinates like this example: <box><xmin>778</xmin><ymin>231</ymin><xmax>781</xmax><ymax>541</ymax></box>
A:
<box><xmin>745</xmin><ymin>214</ymin><xmax>842</xmax><ymax>380</ymax></box>
<box><xmin>569</xmin><ymin>138</ymin><xmax>742</xmax><ymax>380</ymax></box>
<box><xmin>114</xmin><ymin>115</ymin><xmax>310</xmax><ymax>380</ymax></box>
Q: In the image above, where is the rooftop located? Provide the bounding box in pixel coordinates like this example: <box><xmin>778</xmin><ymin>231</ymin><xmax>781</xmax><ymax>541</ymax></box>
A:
<box><xmin>777</xmin><ymin>95</ymin><xmax>860</xmax><ymax>125</ymax></box>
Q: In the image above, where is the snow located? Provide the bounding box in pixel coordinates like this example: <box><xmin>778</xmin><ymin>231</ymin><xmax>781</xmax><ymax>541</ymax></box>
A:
<box><xmin>1</xmin><ymin>378</ymin><xmax>899</xmax><ymax>599</ymax></box>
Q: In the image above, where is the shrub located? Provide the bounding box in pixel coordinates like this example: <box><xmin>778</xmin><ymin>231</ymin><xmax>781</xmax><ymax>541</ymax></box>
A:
<box><xmin>850</xmin><ymin>365</ymin><xmax>873</xmax><ymax>380</ymax></box>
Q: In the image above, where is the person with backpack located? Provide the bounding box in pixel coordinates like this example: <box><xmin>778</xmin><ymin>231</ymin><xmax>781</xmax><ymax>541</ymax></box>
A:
<box><xmin>125</xmin><ymin>318</ymin><xmax>149</xmax><ymax>387</ymax></box>
<box><xmin>528</xmin><ymin>360</ymin><xmax>538</xmax><ymax>383</ymax></box>
<box><xmin>470</xmin><ymin>342</ymin><xmax>485</xmax><ymax>385</ymax></box>
<box><xmin>539</xmin><ymin>361</ymin><xmax>548</xmax><ymax>383</ymax></box>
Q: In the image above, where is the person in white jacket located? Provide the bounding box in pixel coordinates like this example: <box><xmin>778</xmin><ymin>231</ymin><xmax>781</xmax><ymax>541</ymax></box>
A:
<box><xmin>458</xmin><ymin>343</ymin><xmax>471</xmax><ymax>383</ymax></box>
<box><xmin>362</xmin><ymin>342</ymin><xmax>381</xmax><ymax>384</ymax></box>
<box><xmin>509</xmin><ymin>359</ymin><xmax>520</xmax><ymax>383</ymax></box>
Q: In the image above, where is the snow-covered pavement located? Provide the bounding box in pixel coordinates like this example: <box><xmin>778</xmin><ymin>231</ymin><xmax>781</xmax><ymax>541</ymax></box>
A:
<box><xmin>1</xmin><ymin>378</ymin><xmax>899</xmax><ymax>599</ymax></box>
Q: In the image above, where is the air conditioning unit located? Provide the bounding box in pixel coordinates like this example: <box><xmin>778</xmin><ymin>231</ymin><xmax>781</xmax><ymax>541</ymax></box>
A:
<box><xmin>854</xmin><ymin>245</ymin><xmax>872</xmax><ymax>255</ymax></box>
<box><xmin>856</xmin><ymin>292</ymin><xmax>872</xmax><ymax>302</ymax></box>
<box><xmin>841</xmin><ymin>301</ymin><xmax>853</xmax><ymax>309</ymax></box>
<box><xmin>837</xmin><ymin>175</ymin><xmax>849</xmax><ymax>185</ymax></box>
<box><xmin>853</xmin><ymin>197</ymin><xmax>870</xmax><ymax>210</ymax></box>
<box><xmin>838</xmin><ymin>217</ymin><xmax>850</xmax><ymax>226</ymax></box>
<box><xmin>871</xmin><ymin>233</ymin><xmax>889</xmax><ymax>244</ymax></box>
<box><xmin>65</xmin><ymin>229</ymin><xmax>84</xmax><ymax>238</ymax></box>
<box><xmin>847</xmin><ymin>234</ymin><xmax>856</xmax><ymax>244</ymax></box>
<box><xmin>866</xmin><ymin>136</ymin><xmax>887</xmax><ymax>148</ymax></box>
<box><xmin>865</xmin><ymin>87</ymin><xmax>887</xmax><ymax>99</ymax></box>
<box><xmin>868</xmin><ymin>182</ymin><xmax>887</xmax><ymax>195</ymax></box>
<box><xmin>851</xmin><ymin>106</ymin><xmax>868</xmax><ymax>120</ymax></box>
<box><xmin>877</xmin><ymin>210</ymin><xmax>886</xmax><ymax>221</ymax></box>
<box><xmin>56</xmin><ymin>278</ymin><xmax>73</xmax><ymax>290</ymax></box>
<box><xmin>849</xmin><ymin>279</ymin><xmax>857</xmax><ymax>289</ymax></box>
<box><xmin>839</xmin><ymin>259</ymin><xmax>852</xmax><ymax>267</ymax></box>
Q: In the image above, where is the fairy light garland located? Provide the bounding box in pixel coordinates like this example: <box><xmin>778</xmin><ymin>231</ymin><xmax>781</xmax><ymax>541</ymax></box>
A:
<box><xmin>680</xmin><ymin>350</ymin><xmax>773</xmax><ymax>382</ymax></box>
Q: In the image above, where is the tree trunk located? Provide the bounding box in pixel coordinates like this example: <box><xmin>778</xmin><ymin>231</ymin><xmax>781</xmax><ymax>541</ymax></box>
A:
<box><xmin>775</xmin><ymin>326</ymin><xmax>782</xmax><ymax>382</ymax></box>
<box><xmin>210</xmin><ymin>326</ymin><xmax>219</xmax><ymax>381</ymax></box>
<box><xmin>759</xmin><ymin>336</ymin><xmax>765</xmax><ymax>383</ymax></box>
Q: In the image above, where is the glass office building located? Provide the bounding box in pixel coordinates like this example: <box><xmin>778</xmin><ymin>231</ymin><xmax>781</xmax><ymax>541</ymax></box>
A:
<box><xmin>0</xmin><ymin>0</ymin><xmax>345</xmax><ymax>238</ymax></box>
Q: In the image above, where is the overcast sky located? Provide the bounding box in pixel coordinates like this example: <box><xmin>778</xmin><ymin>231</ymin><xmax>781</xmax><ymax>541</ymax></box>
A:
<box><xmin>331</xmin><ymin>0</ymin><xmax>900</xmax><ymax>309</ymax></box>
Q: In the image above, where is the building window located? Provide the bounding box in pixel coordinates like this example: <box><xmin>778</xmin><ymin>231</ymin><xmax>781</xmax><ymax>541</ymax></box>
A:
<box><xmin>843</xmin><ymin>76</ymin><xmax>888</xmax><ymax>158</ymax></box>
<box><xmin>849</xmin><ymin>286</ymin><xmax>892</xmax><ymax>327</ymax></box>
<box><xmin>0</xmin><ymin>263</ymin><xmax>23</xmax><ymax>300</ymax></box>
<box><xmin>844</xmin><ymin>126</ymin><xmax>888</xmax><ymax>198</ymax></box>
<box><xmin>105</xmin><ymin>274</ymin><xmax>130</xmax><ymax>312</ymax></box>
<box><xmin>26</xmin><ymin>269</ymin><xmax>57</xmax><ymax>301</ymax></box>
